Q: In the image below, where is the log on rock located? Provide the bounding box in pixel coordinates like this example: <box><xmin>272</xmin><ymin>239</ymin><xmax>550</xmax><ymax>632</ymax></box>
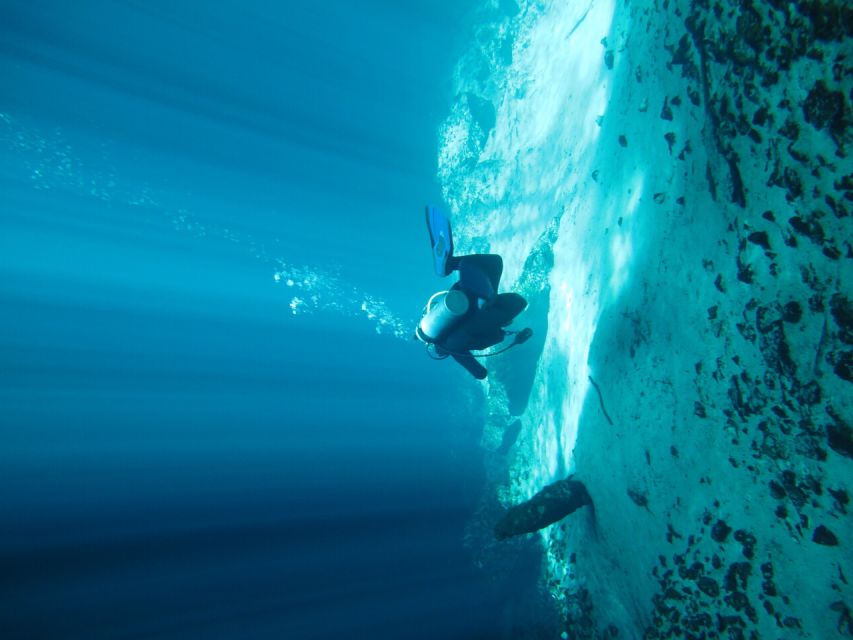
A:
<box><xmin>494</xmin><ymin>477</ymin><xmax>592</xmax><ymax>540</ymax></box>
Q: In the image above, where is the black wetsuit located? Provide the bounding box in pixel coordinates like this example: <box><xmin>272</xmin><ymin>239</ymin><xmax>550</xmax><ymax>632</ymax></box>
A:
<box><xmin>437</xmin><ymin>254</ymin><xmax>527</xmax><ymax>379</ymax></box>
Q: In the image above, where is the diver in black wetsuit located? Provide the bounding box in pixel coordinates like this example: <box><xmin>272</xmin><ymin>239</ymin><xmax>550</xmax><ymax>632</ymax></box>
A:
<box><xmin>438</xmin><ymin>254</ymin><xmax>527</xmax><ymax>378</ymax></box>
<box><xmin>415</xmin><ymin>254</ymin><xmax>532</xmax><ymax>380</ymax></box>
<box><xmin>416</xmin><ymin>206</ymin><xmax>531</xmax><ymax>379</ymax></box>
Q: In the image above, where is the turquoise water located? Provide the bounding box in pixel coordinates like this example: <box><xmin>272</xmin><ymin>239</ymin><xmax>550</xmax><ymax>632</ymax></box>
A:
<box><xmin>5</xmin><ymin>1</ymin><xmax>852</xmax><ymax>638</ymax></box>
<box><xmin>0</xmin><ymin>2</ymin><xmax>552</xmax><ymax>638</ymax></box>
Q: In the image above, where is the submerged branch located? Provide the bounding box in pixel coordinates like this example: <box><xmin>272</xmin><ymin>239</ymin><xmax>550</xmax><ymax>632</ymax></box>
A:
<box><xmin>588</xmin><ymin>375</ymin><xmax>614</xmax><ymax>426</ymax></box>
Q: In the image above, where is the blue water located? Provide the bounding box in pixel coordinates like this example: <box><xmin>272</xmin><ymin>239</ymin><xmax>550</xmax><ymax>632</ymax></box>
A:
<box><xmin>0</xmin><ymin>2</ymin><xmax>549</xmax><ymax>638</ymax></box>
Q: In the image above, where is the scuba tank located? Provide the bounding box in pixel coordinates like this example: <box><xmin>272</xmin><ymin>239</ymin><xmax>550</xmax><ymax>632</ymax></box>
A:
<box><xmin>415</xmin><ymin>289</ymin><xmax>470</xmax><ymax>343</ymax></box>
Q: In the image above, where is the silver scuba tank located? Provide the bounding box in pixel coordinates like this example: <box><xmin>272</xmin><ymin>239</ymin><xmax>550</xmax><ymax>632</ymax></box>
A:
<box><xmin>417</xmin><ymin>289</ymin><xmax>469</xmax><ymax>343</ymax></box>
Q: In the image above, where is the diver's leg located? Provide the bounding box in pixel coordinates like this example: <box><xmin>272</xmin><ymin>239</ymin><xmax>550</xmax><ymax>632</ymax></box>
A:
<box><xmin>452</xmin><ymin>254</ymin><xmax>503</xmax><ymax>300</ymax></box>
<box><xmin>489</xmin><ymin>292</ymin><xmax>528</xmax><ymax>326</ymax></box>
<box><xmin>464</xmin><ymin>325</ymin><xmax>506</xmax><ymax>351</ymax></box>
<box><xmin>448</xmin><ymin>254</ymin><xmax>503</xmax><ymax>280</ymax></box>
<box><xmin>451</xmin><ymin>351</ymin><xmax>488</xmax><ymax>379</ymax></box>
<box><xmin>444</xmin><ymin>318</ymin><xmax>501</xmax><ymax>362</ymax></box>
<box><xmin>465</xmin><ymin>293</ymin><xmax>528</xmax><ymax>339</ymax></box>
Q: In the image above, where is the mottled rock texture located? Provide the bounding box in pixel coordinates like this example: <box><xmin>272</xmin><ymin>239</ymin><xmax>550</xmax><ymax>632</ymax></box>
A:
<box><xmin>559</xmin><ymin>0</ymin><xmax>852</xmax><ymax>637</ymax></box>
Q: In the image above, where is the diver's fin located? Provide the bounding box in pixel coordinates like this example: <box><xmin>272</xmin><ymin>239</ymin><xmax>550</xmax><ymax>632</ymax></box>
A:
<box><xmin>451</xmin><ymin>351</ymin><xmax>488</xmax><ymax>379</ymax></box>
<box><xmin>512</xmin><ymin>328</ymin><xmax>534</xmax><ymax>345</ymax></box>
<box><xmin>425</xmin><ymin>205</ymin><xmax>454</xmax><ymax>277</ymax></box>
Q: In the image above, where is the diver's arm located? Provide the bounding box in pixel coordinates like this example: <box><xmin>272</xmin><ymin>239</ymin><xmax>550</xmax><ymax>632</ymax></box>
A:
<box><xmin>451</xmin><ymin>351</ymin><xmax>488</xmax><ymax>379</ymax></box>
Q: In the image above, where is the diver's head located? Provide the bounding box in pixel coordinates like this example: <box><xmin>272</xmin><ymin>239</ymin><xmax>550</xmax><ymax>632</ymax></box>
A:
<box><xmin>415</xmin><ymin>289</ymin><xmax>469</xmax><ymax>344</ymax></box>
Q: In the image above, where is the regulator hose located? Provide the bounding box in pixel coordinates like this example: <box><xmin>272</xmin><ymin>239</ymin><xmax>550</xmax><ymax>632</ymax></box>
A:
<box><xmin>424</xmin><ymin>327</ymin><xmax>533</xmax><ymax>360</ymax></box>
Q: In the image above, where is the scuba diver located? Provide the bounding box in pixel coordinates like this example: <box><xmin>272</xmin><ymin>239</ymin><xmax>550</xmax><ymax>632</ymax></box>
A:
<box><xmin>415</xmin><ymin>206</ymin><xmax>532</xmax><ymax>379</ymax></box>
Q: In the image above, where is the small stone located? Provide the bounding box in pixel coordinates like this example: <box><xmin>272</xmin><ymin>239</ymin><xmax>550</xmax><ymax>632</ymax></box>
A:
<box><xmin>769</xmin><ymin>480</ymin><xmax>786</xmax><ymax>499</ymax></box>
<box><xmin>828</xmin><ymin>487</ymin><xmax>849</xmax><ymax>513</ymax></box>
<box><xmin>680</xmin><ymin>561</ymin><xmax>704</xmax><ymax>580</ymax></box>
<box><xmin>782</xmin><ymin>301</ymin><xmax>803</xmax><ymax>323</ymax></box>
<box><xmin>789</xmin><ymin>215</ymin><xmax>825</xmax><ymax>244</ymax></box>
<box><xmin>724</xmin><ymin>562</ymin><xmax>752</xmax><ymax>592</ymax></box>
<box><xmin>783</xmin><ymin>168</ymin><xmax>803</xmax><ymax>201</ymax></box>
<box><xmin>736</xmin><ymin>255</ymin><xmax>753</xmax><ymax>284</ymax></box>
<box><xmin>803</xmin><ymin>81</ymin><xmax>848</xmax><ymax>137</ymax></box>
<box><xmin>834</xmin><ymin>351</ymin><xmax>853</xmax><ymax>383</ymax></box>
<box><xmin>795</xmin><ymin>380</ymin><xmax>820</xmax><ymax>405</ymax></box>
<box><xmin>826</xmin><ymin>418</ymin><xmax>853</xmax><ymax>458</ymax></box>
<box><xmin>747</xmin><ymin>231</ymin><xmax>771</xmax><ymax>250</ymax></box>
<box><xmin>824</xmin><ymin>245</ymin><xmax>842</xmax><ymax>260</ymax></box>
<box><xmin>734</xmin><ymin>530</ymin><xmax>756</xmax><ymax>559</ymax></box>
<box><xmin>697</xmin><ymin>576</ymin><xmax>720</xmax><ymax>597</ymax></box>
<box><xmin>628</xmin><ymin>488</ymin><xmax>649</xmax><ymax>508</ymax></box>
<box><xmin>812</xmin><ymin>525</ymin><xmax>838</xmax><ymax>546</ymax></box>
<box><xmin>711</xmin><ymin>519</ymin><xmax>732</xmax><ymax>543</ymax></box>
<box><xmin>809</xmin><ymin>294</ymin><xmax>825</xmax><ymax>312</ymax></box>
<box><xmin>783</xmin><ymin>617</ymin><xmax>802</xmax><ymax>629</ymax></box>
<box><xmin>830</xmin><ymin>294</ymin><xmax>853</xmax><ymax>344</ymax></box>
<box><xmin>688</xmin><ymin>87</ymin><xmax>700</xmax><ymax>106</ymax></box>
<box><xmin>725</xmin><ymin>590</ymin><xmax>750</xmax><ymax>611</ymax></box>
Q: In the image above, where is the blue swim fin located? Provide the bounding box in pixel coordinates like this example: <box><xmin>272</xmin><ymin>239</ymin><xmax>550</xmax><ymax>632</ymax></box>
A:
<box><xmin>425</xmin><ymin>205</ymin><xmax>454</xmax><ymax>277</ymax></box>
